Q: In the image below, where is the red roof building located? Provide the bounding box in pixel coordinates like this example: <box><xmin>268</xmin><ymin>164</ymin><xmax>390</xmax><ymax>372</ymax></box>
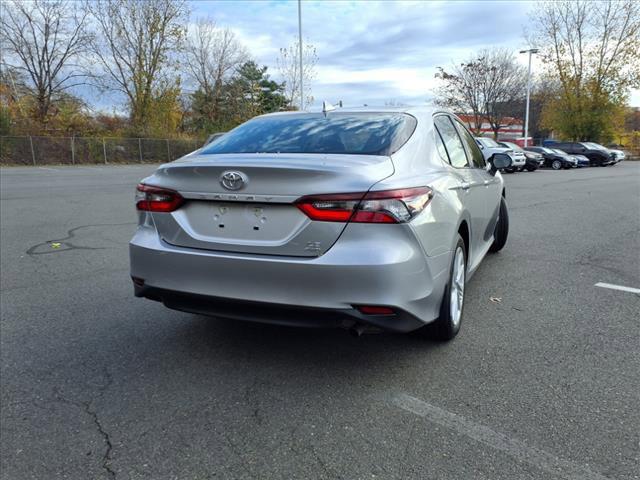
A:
<box><xmin>457</xmin><ymin>114</ymin><xmax>524</xmax><ymax>139</ymax></box>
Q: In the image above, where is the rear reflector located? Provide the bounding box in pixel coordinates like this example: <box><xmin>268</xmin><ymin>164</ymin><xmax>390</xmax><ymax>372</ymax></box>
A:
<box><xmin>295</xmin><ymin>187</ymin><xmax>432</xmax><ymax>224</ymax></box>
<box><xmin>355</xmin><ymin>305</ymin><xmax>396</xmax><ymax>316</ymax></box>
<box><xmin>136</xmin><ymin>184</ymin><xmax>184</xmax><ymax>212</ymax></box>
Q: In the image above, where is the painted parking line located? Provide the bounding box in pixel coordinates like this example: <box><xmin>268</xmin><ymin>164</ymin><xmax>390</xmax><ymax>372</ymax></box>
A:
<box><xmin>594</xmin><ymin>282</ymin><xmax>640</xmax><ymax>294</ymax></box>
<box><xmin>392</xmin><ymin>393</ymin><xmax>610</xmax><ymax>480</ymax></box>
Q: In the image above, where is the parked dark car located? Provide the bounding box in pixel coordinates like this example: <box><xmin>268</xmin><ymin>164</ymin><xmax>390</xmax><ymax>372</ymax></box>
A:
<box><xmin>525</xmin><ymin>147</ymin><xmax>577</xmax><ymax>170</ymax></box>
<box><xmin>499</xmin><ymin>141</ymin><xmax>544</xmax><ymax>171</ymax></box>
<box><xmin>550</xmin><ymin>149</ymin><xmax>579</xmax><ymax>168</ymax></box>
<box><xmin>571</xmin><ymin>154</ymin><xmax>590</xmax><ymax>167</ymax></box>
<box><xmin>552</xmin><ymin>142</ymin><xmax>616</xmax><ymax>167</ymax></box>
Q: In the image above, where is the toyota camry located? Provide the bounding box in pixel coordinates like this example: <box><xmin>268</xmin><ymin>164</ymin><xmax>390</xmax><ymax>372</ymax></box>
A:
<box><xmin>130</xmin><ymin>106</ymin><xmax>511</xmax><ymax>340</ymax></box>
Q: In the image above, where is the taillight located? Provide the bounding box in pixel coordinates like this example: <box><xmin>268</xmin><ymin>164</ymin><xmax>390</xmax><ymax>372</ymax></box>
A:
<box><xmin>135</xmin><ymin>184</ymin><xmax>184</xmax><ymax>212</ymax></box>
<box><xmin>295</xmin><ymin>187</ymin><xmax>432</xmax><ymax>224</ymax></box>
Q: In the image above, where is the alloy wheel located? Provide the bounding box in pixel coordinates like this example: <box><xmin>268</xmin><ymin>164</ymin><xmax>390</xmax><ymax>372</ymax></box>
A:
<box><xmin>450</xmin><ymin>246</ymin><xmax>465</xmax><ymax>328</ymax></box>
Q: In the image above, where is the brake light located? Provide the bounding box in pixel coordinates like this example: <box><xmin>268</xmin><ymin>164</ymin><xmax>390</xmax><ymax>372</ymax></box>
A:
<box><xmin>295</xmin><ymin>187</ymin><xmax>432</xmax><ymax>223</ymax></box>
<box><xmin>135</xmin><ymin>184</ymin><xmax>184</xmax><ymax>212</ymax></box>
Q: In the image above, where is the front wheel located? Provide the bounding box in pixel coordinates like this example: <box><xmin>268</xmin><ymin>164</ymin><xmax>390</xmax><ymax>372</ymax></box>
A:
<box><xmin>416</xmin><ymin>235</ymin><xmax>466</xmax><ymax>341</ymax></box>
<box><xmin>489</xmin><ymin>196</ymin><xmax>509</xmax><ymax>253</ymax></box>
<box><xmin>551</xmin><ymin>159</ymin><xmax>562</xmax><ymax>170</ymax></box>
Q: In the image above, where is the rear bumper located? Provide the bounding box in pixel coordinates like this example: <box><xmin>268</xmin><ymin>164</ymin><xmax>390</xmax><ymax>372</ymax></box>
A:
<box><xmin>134</xmin><ymin>285</ymin><xmax>428</xmax><ymax>332</ymax></box>
<box><xmin>129</xmin><ymin>223</ymin><xmax>452</xmax><ymax>332</ymax></box>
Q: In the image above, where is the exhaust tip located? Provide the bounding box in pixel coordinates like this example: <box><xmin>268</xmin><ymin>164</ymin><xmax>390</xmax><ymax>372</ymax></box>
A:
<box><xmin>349</xmin><ymin>324</ymin><xmax>365</xmax><ymax>337</ymax></box>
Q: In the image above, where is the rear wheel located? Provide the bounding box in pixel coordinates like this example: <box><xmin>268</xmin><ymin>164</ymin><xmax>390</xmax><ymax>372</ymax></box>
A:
<box><xmin>526</xmin><ymin>166</ymin><xmax>536</xmax><ymax>172</ymax></box>
<box><xmin>416</xmin><ymin>235</ymin><xmax>466</xmax><ymax>341</ymax></box>
<box><xmin>489</xmin><ymin>196</ymin><xmax>509</xmax><ymax>253</ymax></box>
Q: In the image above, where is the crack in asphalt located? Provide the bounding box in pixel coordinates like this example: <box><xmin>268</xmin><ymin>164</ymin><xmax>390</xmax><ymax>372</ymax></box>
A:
<box><xmin>51</xmin><ymin>368</ymin><xmax>115</xmax><ymax>479</ymax></box>
<box><xmin>85</xmin><ymin>401</ymin><xmax>116</xmax><ymax>479</ymax></box>
<box><xmin>26</xmin><ymin>222</ymin><xmax>136</xmax><ymax>255</ymax></box>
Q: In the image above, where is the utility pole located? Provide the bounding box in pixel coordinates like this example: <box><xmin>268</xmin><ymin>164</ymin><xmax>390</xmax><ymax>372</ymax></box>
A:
<box><xmin>520</xmin><ymin>48</ymin><xmax>538</xmax><ymax>147</ymax></box>
<box><xmin>298</xmin><ymin>0</ymin><xmax>304</xmax><ymax>111</ymax></box>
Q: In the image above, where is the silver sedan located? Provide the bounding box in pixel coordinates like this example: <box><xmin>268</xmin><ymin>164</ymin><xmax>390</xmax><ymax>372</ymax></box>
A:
<box><xmin>130</xmin><ymin>107</ymin><xmax>511</xmax><ymax>340</ymax></box>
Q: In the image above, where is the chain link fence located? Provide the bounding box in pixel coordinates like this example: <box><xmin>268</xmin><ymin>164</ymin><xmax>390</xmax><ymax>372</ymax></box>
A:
<box><xmin>0</xmin><ymin>136</ymin><xmax>204</xmax><ymax>166</ymax></box>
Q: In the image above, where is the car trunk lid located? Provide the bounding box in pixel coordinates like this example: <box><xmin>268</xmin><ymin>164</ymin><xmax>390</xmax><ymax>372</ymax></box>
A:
<box><xmin>145</xmin><ymin>153</ymin><xmax>394</xmax><ymax>257</ymax></box>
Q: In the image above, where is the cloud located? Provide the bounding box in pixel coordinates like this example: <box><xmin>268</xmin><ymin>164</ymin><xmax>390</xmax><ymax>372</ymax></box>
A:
<box><xmin>144</xmin><ymin>0</ymin><xmax>640</xmax><ymax>109</ymax></box>
<box><xmin>190</xmin><ymin>0</ymin><xmax>541</xmax><ymax>108</ymax></box>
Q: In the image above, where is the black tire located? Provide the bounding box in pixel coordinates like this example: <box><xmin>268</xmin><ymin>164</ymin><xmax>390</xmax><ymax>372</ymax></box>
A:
<box><xmin>526</xmin><ymin>167</ymin><xmax>536</xmax><ymax>172</ymax></box>
<box><xmin>489</xmin><ymin>196</ymin><xmax>509</xmax><ymax>253</ymax></box>
<box><xmin>551</xmin><ymin>159</ymin><xmax>562</xmax><ymax>170</ymax></box>
<box><xmin>416</xmin><ymin>234</ymin><xmax>466</xmax><ymax>341</ymax></box>
<box><xmin>505</xmin><ymin>168</ymin><xmax>515</xmax><ymax>173</ymax></box>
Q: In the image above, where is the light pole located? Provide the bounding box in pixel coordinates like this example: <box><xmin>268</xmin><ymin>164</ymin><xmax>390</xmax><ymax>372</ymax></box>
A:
<box><xmin>520</xmin><ymin>48</ymin><xmax>538</xmax><ymax>147</ymax></box>
<box><xmin>298</xmin><ymin>0</ymin><xmax>304</xmax><ymax>111</ymax></box>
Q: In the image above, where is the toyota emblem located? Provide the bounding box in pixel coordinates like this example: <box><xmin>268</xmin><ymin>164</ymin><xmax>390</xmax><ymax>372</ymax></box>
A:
<box><xmin>220</xmin><ymin>171</ymin><xmax>248</xmax><ymax>190</ymax></box>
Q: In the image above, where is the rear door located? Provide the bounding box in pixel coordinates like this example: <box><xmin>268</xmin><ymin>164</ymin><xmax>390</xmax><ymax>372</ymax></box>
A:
<box><xmin>434</xmin><ymin>115</ymin><xmax>488</xmax><ymax>264</ymax></box>
<box><xmin>145</xmin><ymin>154</ymin><xmax>394</xmax><ymax>257</ymax></box>
<box><xmin>453</xmin><ymin>119</ymin><xmax>502</xmax><ymax>245</ymax></box>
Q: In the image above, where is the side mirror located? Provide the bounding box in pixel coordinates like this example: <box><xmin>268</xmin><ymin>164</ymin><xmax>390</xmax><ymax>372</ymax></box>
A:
<box><xmin>489</xmin><ymin>153</ymin><xmax>512</xmax><ymax>175</ymax></box>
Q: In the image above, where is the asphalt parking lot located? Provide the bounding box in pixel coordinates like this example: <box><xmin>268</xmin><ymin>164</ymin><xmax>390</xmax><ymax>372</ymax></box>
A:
<box><xmin>1</xmin><ymin>162</ymin><xmax>639</xmax><ymax>480</ymax></box>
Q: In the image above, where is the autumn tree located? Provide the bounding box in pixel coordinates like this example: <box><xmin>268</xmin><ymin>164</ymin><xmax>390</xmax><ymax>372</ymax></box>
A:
<box><xmin>528</xmin><ymin>0</ymin><xmax>640</xmax><ymax>142</ymax></box>
<box><xmin>88</xmin><ymin>0</ymin><xmax>188</xmax><ymax>135</ymax></box>
<box><xmin>0</xmin><ymin>0</ymin><xmax>91</xmax><ymax>126</ymax></box>
<box><xmin>277</xmin><ymin>41</ymin><xmax>317</xmax><ymax>110</ymax></box>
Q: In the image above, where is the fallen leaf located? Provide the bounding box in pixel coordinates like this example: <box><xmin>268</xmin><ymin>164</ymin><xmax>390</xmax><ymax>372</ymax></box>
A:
<box><xmin>489</xmin><ymin>296</ymin><xmax>502</xmax><ymax>303</ymax></box>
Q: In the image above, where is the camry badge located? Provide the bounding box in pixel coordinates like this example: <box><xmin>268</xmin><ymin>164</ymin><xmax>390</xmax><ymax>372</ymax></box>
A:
<box><xmin>220</xmin><ymin>171</ymin><xmax>248</xmax><ymax>191</ymax></box>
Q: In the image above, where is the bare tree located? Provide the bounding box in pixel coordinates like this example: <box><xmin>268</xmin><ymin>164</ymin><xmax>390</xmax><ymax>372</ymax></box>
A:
<box><xmin>435</xmin><ymin>63</ymin><xmax>485</xmax><ymax>134</ymax></box>
<box><xmin>87</xmin><ymin>0</ymin><xmax>188</xmax><ymax>132</ymax></box>
<box><xmin>277</xmin><ymin>41</ymin><xmax>317</xmax><ymax>110</ymax></box>
<box><xmin>0</xmin><ymin>0</ymin><xmax>91</xmax><ymax>124</ymax></box>
<box><xmin>435</xmin><ymin>48</ymin><xmax>526</xmax><ymax>138</ymax></box>
<box><xmin>184</xmin><ymin>19</ymin><xmax>248</xmax><ymax>123</ymax></box>
<box><xmin>528</xmin><ymin>0</ymin><xmax>640</xmax><ymax>140</ymax></box>
<box><xmin>480</xmin><ymin>49</ymin><xmax>527</xmax><ymax>138</ymax></box>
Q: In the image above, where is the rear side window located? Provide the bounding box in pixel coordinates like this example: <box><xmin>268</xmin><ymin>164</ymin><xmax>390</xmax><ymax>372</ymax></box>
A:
<box><xmin>201</xmin><ymin>113</ymin><xmax>417</xmax><ymax>156</ymax></box>
<box><xmin>454</xmin><ymin>120</ymin><xmax>486</xmax><ymax>168</ymax></box>
<box><xmin>434</xmin><ymin>116</ymin><xmax>469</xmax><ymax>168</ymax></box>
<box><xmin>434</xmin><ymin>128</ymin><xmax>450</xmax><ymax>163</ymax></box>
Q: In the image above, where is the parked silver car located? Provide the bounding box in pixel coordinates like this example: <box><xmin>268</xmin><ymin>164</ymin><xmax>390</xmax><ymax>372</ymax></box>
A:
<box><xmin>475</xmin><ymin>136</ymin><xmax>526</xmax><ymax>172</ymax></box>
<box><xmin>130</xmin><ymin>107</ymin><xmax>511</xmax><ymax>340</ymax></box>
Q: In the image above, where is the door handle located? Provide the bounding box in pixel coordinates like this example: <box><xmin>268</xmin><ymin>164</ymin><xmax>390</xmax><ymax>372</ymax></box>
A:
<box><xmin>460</xmin><ymin>182</ymin><xmax>470</xmax><ymax>190</ymax></box>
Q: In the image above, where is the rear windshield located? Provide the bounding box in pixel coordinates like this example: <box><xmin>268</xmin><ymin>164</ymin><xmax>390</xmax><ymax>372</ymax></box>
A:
<box><xmin>501</xmin><ymin>142</ymin><xmax>522</xmax><ymax>150</ymax></box>
<box><xmin>201</xmin><ymin>112</ymin><xmax>417</xmax><ymax>156</ymax></box>
<box><xmin>583</xmin><ymin>142</ymin><xmax>607</xmax><ymax>151</ymax></box>
<box><xmin>476</xmin><ymin>137</ymin><xmax>501</xmax><ymax>148</ymax></box>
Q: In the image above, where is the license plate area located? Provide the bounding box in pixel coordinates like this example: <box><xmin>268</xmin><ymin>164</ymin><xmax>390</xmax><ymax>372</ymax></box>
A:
<box><xmin>176</xmin><ymin>201</ymin><xmax>309</xmax><ymax>244</ymax></box>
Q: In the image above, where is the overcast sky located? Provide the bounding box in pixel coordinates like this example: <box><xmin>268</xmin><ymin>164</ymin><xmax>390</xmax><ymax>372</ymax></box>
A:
<box><xmin>191</xmin><ymin>0</ymin><xmax>640</xmax><ymax>109</ymax></box>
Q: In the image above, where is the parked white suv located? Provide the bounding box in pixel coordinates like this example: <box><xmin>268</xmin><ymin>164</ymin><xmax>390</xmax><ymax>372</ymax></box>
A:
<box><xmin>475</xmin><ymin>137</ymin><xmax>526</xmax><ymax>172</ymax></box>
